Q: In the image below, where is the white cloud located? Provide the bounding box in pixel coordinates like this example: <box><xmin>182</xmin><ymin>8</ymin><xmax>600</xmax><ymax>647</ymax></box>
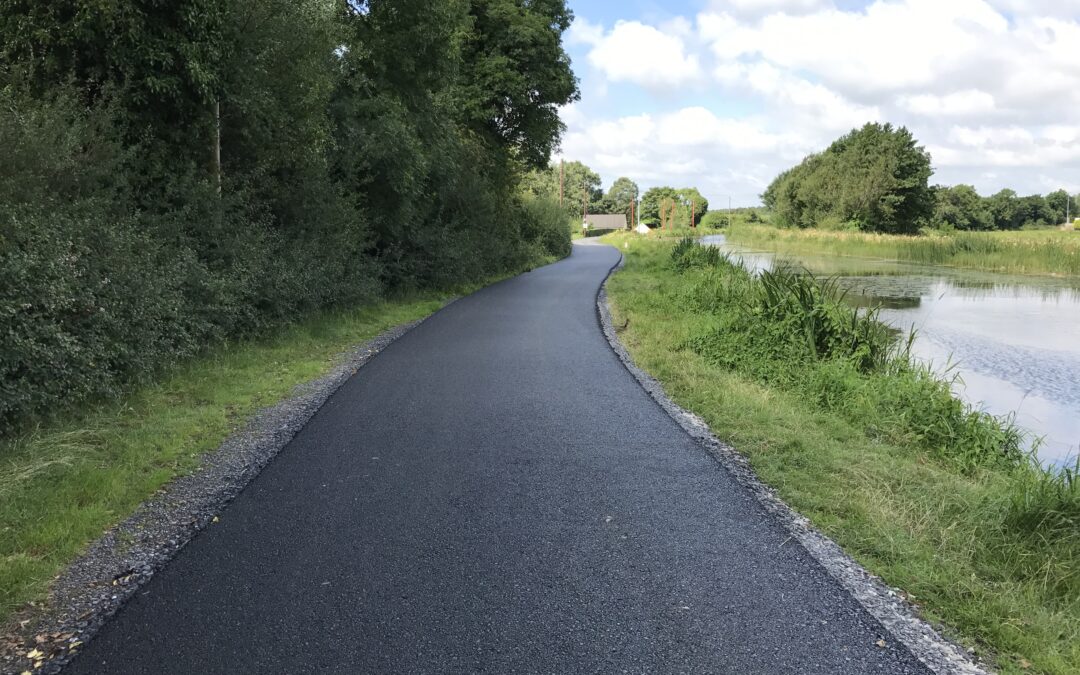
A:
<box><xmin>561</xmin><ymin>1</ymin><xmax>1080</xmax><ymax>203</ymax></box>
<box><xmin>558</xmin><ymin>107</ymin><xmax>808</xmax><ymax>206</ymax></box>
<box><xmin>579</xmin><ymin>20</ymin><xmax>705</xmax><ymax>88</ymax></box>
<box><xmin>707</xmin><ymin>0</ymin><xmax>833</xmax><ymax>17</ymax></box>
<box><xmin>898</xmin><ymin>90</ymin><xmax>997</xmax><ymax>117</ymax></box>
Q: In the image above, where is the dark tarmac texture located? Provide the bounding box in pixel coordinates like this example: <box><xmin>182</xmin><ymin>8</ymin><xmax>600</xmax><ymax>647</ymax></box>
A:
<box><xmin>68</xmin><ymin>243</ymin><xmax>928</xmax><ymax>674</ymax></box>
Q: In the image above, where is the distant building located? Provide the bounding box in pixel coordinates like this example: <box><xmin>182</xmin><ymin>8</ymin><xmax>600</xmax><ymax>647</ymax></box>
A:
<box><xmin>584</xmin><ymin>214</ymin><xmax>628</xmax><ymax>231</ymax></box>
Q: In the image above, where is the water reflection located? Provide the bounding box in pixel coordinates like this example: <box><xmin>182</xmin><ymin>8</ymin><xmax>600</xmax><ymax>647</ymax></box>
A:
<box><xmin>701</xmin><ymin>234</ymin><xmax>1080</xmax><ymax>465</ymax></box>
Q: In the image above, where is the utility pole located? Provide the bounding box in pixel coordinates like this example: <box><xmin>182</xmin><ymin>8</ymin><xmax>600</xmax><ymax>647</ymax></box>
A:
<box><xmin>691</xmin><ymin>199</ymin><xmax>696</xmax><ymax>228</ymax></box>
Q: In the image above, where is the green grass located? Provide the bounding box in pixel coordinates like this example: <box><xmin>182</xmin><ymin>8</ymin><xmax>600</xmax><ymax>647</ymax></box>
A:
<box><xmin>727</xmin><ymin>223</ymin><xmax>1080</xmax><ymax>277</ymax></box>
<box><xmin>0</xmin><ymin>288</ymin><xmax>480</xmax><ymax>623</ymax></box>
<box><xmin>603</xmin><ymin>234</ymin><xmax>1079</xmax><ymax>674</ymax></box>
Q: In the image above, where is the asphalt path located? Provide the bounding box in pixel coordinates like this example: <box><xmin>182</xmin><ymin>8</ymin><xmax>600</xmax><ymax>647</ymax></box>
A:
<box><xmin>68</xmin><ymin>242</ymin><xmax>929</xmax><ymax>674</ymax></box>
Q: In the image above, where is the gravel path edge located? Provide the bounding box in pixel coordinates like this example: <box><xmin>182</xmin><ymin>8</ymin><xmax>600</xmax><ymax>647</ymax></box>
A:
<box><xmin>595</xmin><ymin>251</ymin><xmax>990</xmax><ymax>675</ymax></box>
<box><xmin>1</xmin><ymin>309</ymin><xmax>449</xmax><ymax>675</ymax></box>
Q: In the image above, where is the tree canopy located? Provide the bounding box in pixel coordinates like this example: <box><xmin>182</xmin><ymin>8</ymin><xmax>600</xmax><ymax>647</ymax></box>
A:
<box><xmin>763</xmin><ymin>123</ymin><xmax>933</xmax><ymax>234</ymax></box>
<box><xmin>640</xmin><ymin>186</ymin><xmax>708</xmax><ymax>228</ymax></box>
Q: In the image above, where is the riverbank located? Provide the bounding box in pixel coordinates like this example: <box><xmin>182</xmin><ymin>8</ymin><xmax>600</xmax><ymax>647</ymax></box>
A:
<box><xmin>603</xmin><ymin>235</ymin><xmax>1078</xmax><ymax>674</ymax></box>
<box><xmin>0</xmin><ymin>281</ymin><xmax>504</xmax><ymax>630</ymax></box>
<box><xmin>726</xmin><ymin>223</ymin><xmax>1080</xmax><ymax>277</ymax></box>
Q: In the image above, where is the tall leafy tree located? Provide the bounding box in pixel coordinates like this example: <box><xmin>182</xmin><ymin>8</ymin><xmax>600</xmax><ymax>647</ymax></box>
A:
<box><xmin>678</xmin><ymin>187</ymin><xmax>709</xmax><ymax>225</ymax></box>
<box><xmin>455</xmin><ymin>0</ymin><xmax>580</xmax><ymax>169</ymax></box>
<box><xmin>522</xmin><ymin>160</ymin><xmax>601</xmax><ymax>214</ymax></box>
<box><xmin>765</xmin><ymin>123</ymin><xmax>933</xmax><ymax>233</ymax></box>
<box><xmin>604</xmin><ymin>177</ymin><xmax>639</xmax><ymax>222</ymax></box>
<box><xmin>640</xmin><ymin>187</ymin><xmax>679</xmax><ymax>227</ymax></box>
<box><xmin>932</xmin><ymin>185</ymin><xmax>992</xmax><ymax>231</ymax></box>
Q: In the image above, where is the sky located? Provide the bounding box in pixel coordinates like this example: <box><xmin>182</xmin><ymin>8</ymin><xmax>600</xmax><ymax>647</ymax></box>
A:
<box><xmin>557</xmin><ymin>0</ymin><xmax>1080</xmax><ymax>207</ymax></box>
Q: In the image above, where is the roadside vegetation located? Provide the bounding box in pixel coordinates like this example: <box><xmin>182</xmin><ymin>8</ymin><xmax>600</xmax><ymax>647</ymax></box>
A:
<box><xmin>1</xmin><ymin>0</ymin><xmax>576</xmax><ymax>627</ymax></box>
<box><xmin>0</xmin><ymin>293</ymin><xmax>467</xmax><ymax>622</ymax></box>
<box><xmin>604</xmin><ymin>235</ymin><xmax>1079</xmax><ymax>674</ymax></box>
<box><xmin>0</xmin><ymin>0</ymin><xmax>576</xmax><ymax>437</ymax></box>
<box><xmin>726</xmin><ymin>222</ymin><xmax>1080</xmax><ymax>277</ymax></box>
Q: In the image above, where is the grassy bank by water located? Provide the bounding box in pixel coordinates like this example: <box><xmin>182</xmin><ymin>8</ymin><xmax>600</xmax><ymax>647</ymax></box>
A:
<box><xmin>604</xmin><ymin>235</ymin><xmax>1078</xmax><ymax>674</ymax></box>
<box><xmin>727</xmin><ymin>223</ymin><xmax>1080</xmax><ymax>277</ymax></box>
<box><xmin>0</xmin><ymin>286</ymin><xmax>486</xmax><ymax>625</ymax></box>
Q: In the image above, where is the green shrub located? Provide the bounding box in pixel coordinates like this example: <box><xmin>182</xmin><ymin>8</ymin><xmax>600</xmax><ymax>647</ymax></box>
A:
<box><xmin>699</xmin><ymin>211</ymin><xmax>729</xmax><ymax>229</ymax></box>
<box><xmin>671</xmin><ymin>240</ymin><xmax>1024</xmax><ymax>469</ymax></box>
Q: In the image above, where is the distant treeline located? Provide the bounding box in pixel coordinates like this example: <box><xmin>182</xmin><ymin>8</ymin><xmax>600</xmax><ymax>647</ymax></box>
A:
<box><xmin>0</xmin><ymin>0</ymin><xmax>577</xmax><ymax>433</ymax></box>
<box><xmin>762</xmin><ymin>123</ymin><xmax>1077</xmax><ymax>234</ymax></box>
<box><xmin>522</xmin><ymin>160</ymin><xmax>708</xmax><ymax>228</ymax></box>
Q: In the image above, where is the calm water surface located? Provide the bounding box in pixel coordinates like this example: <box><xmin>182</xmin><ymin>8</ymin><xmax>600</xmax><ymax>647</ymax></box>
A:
<box><xmin>701</xmin><ymin>234</ymin><xmax>1080</xmax><ymax>465</ymax></box>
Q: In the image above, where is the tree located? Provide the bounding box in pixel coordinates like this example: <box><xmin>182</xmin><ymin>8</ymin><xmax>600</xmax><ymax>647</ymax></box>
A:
<box><xmin>521</xmin><ymin>160</ymin><xmax>602</xmax><ymax>214</ymax></box>
<box><xmin>455</xmin><ymin>0</ymin><xmax>580</xmax><ymax>169</ymax></box>
<box><xmin>1</xmin><ymin>0</ymin><xmax>230</xmax><ymax>168</ymax></box>
<box><xmin>640</xmin><ymin>187</ymin><xmax>679</xmax><ymax>227</ymax></box>
<box><xmin>932</xmin><ymin>185</ymin><xmax>992</xmax><ymax>230</ymax></box>
<box><xmin>605</xmin><ymin>177</ymin><xmax>639</xmax><ymax>222</ymax></box>
<box><xmin>639</xmin><ymin>186</ymin><xmax>709</xmax><ymax>227</ymax></box>
<box><xmin>1046</xmin><ymin>189</ymin><xmax>1077</xmax><ymax>224</ymax></box>
<box><xmin>678</xmin><ymin>187</ymin><xmax>709</xmax><ymax>225</ymax></box>
<box><xmin>987</xmin><ymin>189</ymin><xmax>1022</xmax><ymax>230</ymax></box>
<box><xmin>765</xmin><ymin>123</ymin><xmax>933</xmax><ymax>233</ymax></box>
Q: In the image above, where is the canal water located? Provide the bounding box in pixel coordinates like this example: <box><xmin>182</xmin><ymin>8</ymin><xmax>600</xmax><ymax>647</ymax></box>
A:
<box><xmin>701</xmin><ymin>234</ymin><xmax>1080</xmax><ymax>465</ymax></box>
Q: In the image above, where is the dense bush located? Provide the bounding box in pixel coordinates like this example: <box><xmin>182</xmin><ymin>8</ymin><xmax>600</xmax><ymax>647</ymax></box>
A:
<box><xmin>670</xmin><ymin>239</ymin><xmax>1024</xmax><ymax>469</ymax></box>
<box><xmin>0</xmin><ymin>0</ymin><xmax>577</xmax><ymax>434</ymax></box>
<box><xmin>698</xmin><ymin>211</ymin><xmax>730</xmax><ymax>229</ymax></box>
<box><xmin>762</xmin><ymin>123</ymin><xmax>933</xmax><ymax>234</ymax></box>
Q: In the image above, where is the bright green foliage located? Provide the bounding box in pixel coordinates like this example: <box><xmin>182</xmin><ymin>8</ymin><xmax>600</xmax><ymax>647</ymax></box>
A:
<box><xmin>640</xmin><ymin>187</ymin><xmax>680</xmax><ymax>226</ymax></box>
<box><xmin>677</xmin><ymin>187</ymin><xmax>709</xmax><ymax>224</ymax></box>
<box><xmin>521</xmin><ymin>159</ymin><xmax>603</xmax><ymax>215</ymax></box>
<box><xmin>764</xmin><ymin>123</ymin><xmax>933</xmax><ymax>234</ymax></box>
<box><xmin>640</xmin><ymin>185</ymin><xmax>708</xmax><ymax>227</ymax></box>
<box><xmin>699</xmin><ymin>211</ymin><xmax>730</xmax><ymax>229</ymax></box>
<box><xmin>0</xmin><ymin>0</ymin><xmax>579</xmax><ymax>434</ymax></box>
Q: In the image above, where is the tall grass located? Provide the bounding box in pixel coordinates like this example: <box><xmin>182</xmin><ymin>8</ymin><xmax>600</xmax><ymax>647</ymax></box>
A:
<box><xmin>727</xmin><ymin>223</ymin><xmax>1080</xmax><ymax>276</ymax></box>
<box><xmin>672</xmin><ymin>238</ymin><xmax>1025</xmax><ymax>470</ymax></box>
<box><xmin>603</xmin><ymin>236</ymin><xmax>1079</xmax><ymax>671</ymax></box>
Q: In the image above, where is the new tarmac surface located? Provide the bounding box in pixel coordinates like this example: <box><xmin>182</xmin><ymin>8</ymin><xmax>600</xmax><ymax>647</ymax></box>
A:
<box><xmin>68</xmin><ymin>242</ymin><xmax>929</xmax><ymax>674</ymax></box>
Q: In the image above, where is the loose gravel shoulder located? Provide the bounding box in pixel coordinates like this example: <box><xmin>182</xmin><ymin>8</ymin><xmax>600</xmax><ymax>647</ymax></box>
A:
<box><xmin>0</xmin><ymin>315</ymin><xmax>439</xmax><ymax>675</ymax></box>
<box><xmin>596</xmin><ymin>250</ymin><xmax>989</xmax><ymax>675</ymax></box>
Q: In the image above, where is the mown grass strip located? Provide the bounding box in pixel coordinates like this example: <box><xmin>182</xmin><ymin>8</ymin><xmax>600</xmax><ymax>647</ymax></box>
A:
<box><xmin>727</xmin><ymin>223</ymin><xmax>1080</xmax><ymax>277</ymax></box>
<box><xmin>0</xmin><ymin>290</ymin><xmax>468</xmax><ymax>623</ymax></box>
<box><xmin>603</xmin><ymin>234</ymin><xmax>1078</xmax><ymax>675</ymax></box>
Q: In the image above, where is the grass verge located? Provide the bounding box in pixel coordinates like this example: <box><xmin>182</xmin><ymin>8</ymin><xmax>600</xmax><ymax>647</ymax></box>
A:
<box><xmin>603</xmin><ymin>234</ymin><xmax>1078</xmax><ymax>674</ymax></box>
<box><xmin>0</xmin><ymin>281</ymin><xmax>493</xmax><ymax>624</ymax></box>
<box><xmin>727</xmin><ymin>223</ymin><xmax>1080</xmax><ymax>277</ymax></box>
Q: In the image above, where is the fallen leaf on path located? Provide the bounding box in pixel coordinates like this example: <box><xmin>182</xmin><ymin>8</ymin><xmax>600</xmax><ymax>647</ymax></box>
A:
<box><xmin>875</xmin><ymin>639</ymin><xmax>886</xmax><ymax>648</ymax></box>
